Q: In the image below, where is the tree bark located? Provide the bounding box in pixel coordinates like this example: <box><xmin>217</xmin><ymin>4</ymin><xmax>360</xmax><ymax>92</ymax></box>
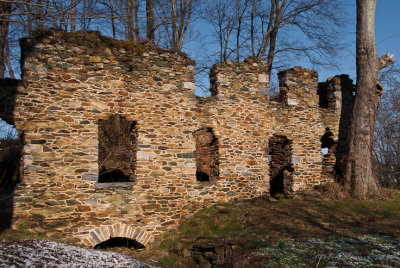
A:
<box><xmin>236</xmin><ymin>0</ymin><xmax>241</xmax><ymax>61</ymax></box>
<box><xmin>146</xmin><ymin>0</ymin><xmax>155</xmax><ymax>42</ymax></box>
<box><xmin>127</xmin><ymin>0</ymin><xmax>134</xmax><ymax>41</ymax></box>
<box><xmin>70</xmin><ymin>0</ymin><xmax>76</xmax><ymax>32</ymax></box>
<box><xmin>134</xmin><ymin>0</ymin><xmax>140</xmax><ymax>40</ymax></box>
<box><xmin>344</xmin><ymin>0</ymin><xmax>393</xmax><ymax>199</ymax></box>
<box><xmin>250</xmin><ymin>0</ymin><xmax>255</xmax><ymax>57</ymax></box>
<box><xmin>5</xmin><ymin>39</ymin><xmax>14</xmax><ymax>78</ymax></box>
<box><xmin>38</xmin><ymin>0</ymin><xmax>44</xmax><ymax>30</ymax></box>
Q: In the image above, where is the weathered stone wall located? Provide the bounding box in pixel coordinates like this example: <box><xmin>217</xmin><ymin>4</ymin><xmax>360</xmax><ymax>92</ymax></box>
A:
<box><xmin>0</xmin><ymin>30</ymin><xmax>353</xmax><ymax>247</ymax></box>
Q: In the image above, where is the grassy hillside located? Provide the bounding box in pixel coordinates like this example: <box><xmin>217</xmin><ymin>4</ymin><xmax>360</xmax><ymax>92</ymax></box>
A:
<box><xmin>1</xmin><ymin>189</ymin><xmax>400</xmax><ymax>267</ymax></box>
<box><xmin>137</xmin><ymin>189</ymin><xmax>400</xmax><ymax>267</ymax></box>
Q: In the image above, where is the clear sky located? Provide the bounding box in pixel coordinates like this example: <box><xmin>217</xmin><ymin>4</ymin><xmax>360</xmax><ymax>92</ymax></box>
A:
<box><xmin>319</xmin><ymin>0</ymin><xmax>400</xmax><ymax>81</ymax></box>
<box><xmin>376</xmin><ymin>0</ymin><xmax>400</xmax><ymax>66</ymax></box>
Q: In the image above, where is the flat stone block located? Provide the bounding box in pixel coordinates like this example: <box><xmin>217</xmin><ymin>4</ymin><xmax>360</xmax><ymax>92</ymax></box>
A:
<box><xmin>94</xmin><ymin>182</ymin><xmax>136</xmax><ymax>190</ymax></box>
<box><xmin>82</xmin><ymin>173</ymin><xmax>98</xmax><ymax>181</ymax></box>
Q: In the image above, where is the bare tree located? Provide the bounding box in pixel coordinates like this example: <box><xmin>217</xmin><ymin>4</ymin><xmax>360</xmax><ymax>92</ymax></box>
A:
<box><xmin>204</xmin><ymin>0</ymin><xmax>249</xmax><ymax>62</ymax></box>
<box><xmin>98</xmin><ymin>0</ymin><xmax>128</xmax><ymax>39</ymax></box>
<box><xmin>203</xmin><ymin>0</ymin><xmax>345</xmax><ymax>87</ymax></box>
<box><xmin>70</xmin><ymin>0</ymin><xmax>77</xmax><ymax>31</ymax></box>
<box><xmin>343</xmin><ymin>0</ymin><xmax>394</xmax><ymax>199</ymax></box>
<box><xmin>127</xmin><ymin>0</ymin><xmax>135</xmax><ymax>41</ymax></box>
<box><xmin>134</xmin><ymin>0</ymin><xmax>140</xmax><ymax>39</ymax></box>
<box><xmin>0</xmin><ymin>1</ymin><xmax>11</xmax><ymax>78</ymax></box>
<box><xmin>156</xmin><ymin>0</ymin><xmax>195</xmax><ymax>51</ymax></box>
<box><xmin>146</xmin><ymin>0</ymin><xmax>155</xmax><ymax>41</ymax></box>
<box><xmin>373</xmin><ymin>65</ymin><xmax>400</xmax><ymax>188</ymax></box>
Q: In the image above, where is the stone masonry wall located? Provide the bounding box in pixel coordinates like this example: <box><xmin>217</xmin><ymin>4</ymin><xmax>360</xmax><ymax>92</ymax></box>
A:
<box><xmin>0</xmin><ymin>30</ymin><xmax>353</xmax><ymax>247</ymax></box>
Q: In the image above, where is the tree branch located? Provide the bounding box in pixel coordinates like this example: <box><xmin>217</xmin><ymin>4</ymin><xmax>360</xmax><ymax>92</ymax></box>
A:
<box><xmin>379</xmin><ymin>53</ymin><xmax>395</xmax><ymax>70</ymax></box>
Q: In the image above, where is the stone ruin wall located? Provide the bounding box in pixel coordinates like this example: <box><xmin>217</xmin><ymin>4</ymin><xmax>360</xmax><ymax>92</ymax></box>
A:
<box><xmin>0</xmin><ymin>31</ymin><xmax>354</xmax><ymax>247</ymax></box>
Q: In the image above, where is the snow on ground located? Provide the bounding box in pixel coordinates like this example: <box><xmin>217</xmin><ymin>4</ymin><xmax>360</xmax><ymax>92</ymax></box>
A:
<box><xmin>0</xmin><ymin>239</ymin><xmax>153</xmax><ymax>268</ymax></box>
<box><xmin>254</xmin><ymin>234</ymin><xmax>400</xmax><ymax>267</ymax></box>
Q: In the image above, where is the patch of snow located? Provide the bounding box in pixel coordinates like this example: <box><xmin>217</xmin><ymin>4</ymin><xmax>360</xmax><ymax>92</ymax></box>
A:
<box><xmin>0</xmin><ymin>239</ymin><xmax>153</xmax><ymax>268</ymax></box>
<box><xmin>254</xmin><ymin>235</ymin><xmax>400</xmax><ymax>267</ymax></box>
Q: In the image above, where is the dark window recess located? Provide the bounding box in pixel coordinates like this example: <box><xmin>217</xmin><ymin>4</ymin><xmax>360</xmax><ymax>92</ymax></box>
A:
<box><xmin>98</xmin><ymin>115</ymin><xmax>137</xmax><ymax>183</ymax></box>
<box><xmin>0</xmin><ymin>122</ymin><xmax>23</xmax><ymax>233</ymax></box>
<box><xmin>317</xmin><ymin>82</ymin><xmax>329</xmax><ymax>108</ymax></box>
<box><xmin>321</xmin><ymin>127</ymin><xmax>336</xmax><ymax>153</ymax></box>
<box><xmin>321</xmin><ymin>128</ymin><xmax>337</xmax><ymax>176</ymax></box>
<box><xmin>0</xmin><ymin>134</ymin><xmax>23</xmax><ymax>189</ymax></box>
<box><xmin>94</xmin><ymin>237</ymin><xmax>145</xmax><ymax>250</ymax></box>
<box><xmin>193</xmin><ymin>128</ymin><xmax>219</xmax><ymax>181</ymax></box>
<box><xmin>268</xmin><ymin>135</ymin><xmax>294</xmax><ymax>197</ymax></box>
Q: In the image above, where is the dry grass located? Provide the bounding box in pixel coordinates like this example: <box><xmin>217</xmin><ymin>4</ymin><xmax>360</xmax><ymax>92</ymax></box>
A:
<box><xmin>139</xmin><ymin>189</ymin><xmax>400</xmax><ymax>267</ymax></box>
<box><xmin>1</xmin><ymin>189</ymin><xmax>399</xmax><ymax>267</ymax></box>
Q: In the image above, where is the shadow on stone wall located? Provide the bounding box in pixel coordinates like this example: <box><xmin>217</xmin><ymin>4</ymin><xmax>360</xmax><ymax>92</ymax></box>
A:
<box><xmin>335</xmin><ymin>76</ymin><xmax>355</xmax><ymax>183</ymax></box>
<box><xmin>0</xmin><ymin>78</ymin><xmax>20</xmax><ymax>234</ymax></box>
<box><xmin>0</xmin><ymin>135</ymin><xmax>23</xmax><ymax>233</ymax></box>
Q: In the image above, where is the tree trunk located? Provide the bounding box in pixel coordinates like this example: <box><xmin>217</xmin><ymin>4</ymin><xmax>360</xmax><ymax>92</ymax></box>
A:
<box><xmin>38</xmin><ymin>0</ymin><xmax>44</xmax><ymax>30</ymax></box>
<box><xmin>134</xmin><ymin>0</ymin><xmax>139</xmax><ymax>40</ymax></box>
<box><xmin>0</xmin><ymin>1</ymin><xmax>11</xmax><ymax>78</ymax></box>
<box><xmin>250</xmin><ymin>0</ymin><xmax>255</xmax><ymax>57</ymax></box>
<box><xmin>127</xmin><ymin>0</ymin><xmax>134</xmax><ymax>41</ymax></box>
<box><xmin>5</xmin><ymin>39</ymin><xmax>14</xmax><ymax>78</ymax></box>
<box><xmin>236</xmin><ymin>0</ymin><xmax>241</xmax><ymax>61</ymax></box>
<box><xmin>146</xmin><ymin>0</ymin><xmax>155</xmax><ymax>42</ymax></box>
<box><xmin>344</xmin><ymin>0</ymin><xmax>393</xmax><ymax>199</ymax></box>
<box><xmin>71</xmin><ymin>0</ymin><xmax>76</xmax><ymax>32</ymax></box>
<box><xmin>111</xmin><ymin>8</ymin><xmax>116</xmax><ymax>39</ymax></box>
<box><xmin>170</xmin><ymin>0</ymin><xmax>178</xmax><ymax>49</ymax></box>
<box><xmin>26</xmin><ymin>2</ymin><xmax>32</xmax><ymax>34</ymax></box>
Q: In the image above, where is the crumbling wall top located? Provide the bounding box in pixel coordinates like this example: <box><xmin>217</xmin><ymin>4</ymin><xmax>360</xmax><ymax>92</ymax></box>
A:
<box><xmin>20</xmin><ymin>30</ymin><xmax>195</xmax><ymax>85</ymax></box>
<box><xmin>209</xmin><ymin>59</ymin><xmax>269</xmax><ymax>97</ymax></box>
<box><xmin>276</xmin><ymin>66</ymin><xmax>319</xmax><ymax>107</ymax></box>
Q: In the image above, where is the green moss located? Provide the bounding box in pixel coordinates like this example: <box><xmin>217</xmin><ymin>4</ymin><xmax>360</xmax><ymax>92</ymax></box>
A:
<box><xmin>158</xmin><ymin>254</ymin><xmax>179</xmax><ymax>266</ymax></box>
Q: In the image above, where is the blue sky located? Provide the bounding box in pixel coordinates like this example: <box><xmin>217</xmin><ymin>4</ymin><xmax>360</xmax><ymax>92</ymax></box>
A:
<box><xmin>376</xmin><ymin>1</ymin><xmax>400</xmax><ymax>66</ymax></box>
<box><xmin>321</xmin><ymin>0</ymin><xmax>400</xmax><ymax>81</ymax></box>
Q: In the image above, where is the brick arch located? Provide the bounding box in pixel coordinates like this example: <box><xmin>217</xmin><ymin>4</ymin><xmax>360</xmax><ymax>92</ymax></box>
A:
<box><xmin>85</xmin><ymin>223</ymin><xmax>154</xmax><ymax>248</ymax></box>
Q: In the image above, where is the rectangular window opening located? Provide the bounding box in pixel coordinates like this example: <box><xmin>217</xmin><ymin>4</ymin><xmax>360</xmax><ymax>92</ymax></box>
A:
<box><xmin>193</xmin><ymin>127</ymin><xmax>219</xmax><ymax>182</ymax></box>
<box><xmin>98</xmin><ymin>115</ymin><xmax>137</xmax><ymax>183</ymax></box>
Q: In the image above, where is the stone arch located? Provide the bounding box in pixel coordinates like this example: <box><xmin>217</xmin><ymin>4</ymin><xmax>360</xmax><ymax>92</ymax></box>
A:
<box><xmin>85</xmin><ymin>223</ymin><xmax>154</xmax><ymax>248</ymax></box>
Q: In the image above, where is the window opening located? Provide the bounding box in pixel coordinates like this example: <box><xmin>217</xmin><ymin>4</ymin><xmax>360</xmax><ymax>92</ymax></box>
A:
<box><xmin>268</xmin><ymin>135</ymin><xmax>293</xmax><ymax>197</ymax></box>
<box><xmin>321</xmin><ymin>128</ymin><xmax>337</xmax><ymax>177</ymax></box>
<box><xmin>0</xmin><ymin>119</ymin><xmax>22</xmax><ymax>189</ymax></box>
<box><xmin>0</xmin><ymin>118</ymin><xmax>23</xmax><ymax>232</ymax></box>
<box><xmin>317</xmin><ymin>82</ymin><xmax>329</xmax><ymax>108</ymax></box>
<box><xmin>98</xmin><ymin>115</ymin><xmax>137</xmax><ymax>183</ymax></box>
<box><xmin>193</xmin><ymin>128</ymin><xmax>219</xmax><ymax>181</ymax></box>
<box><xmin>321</xmin><ymin>128</ymin><xmax>335</xmax><ymax>155</ymax></box>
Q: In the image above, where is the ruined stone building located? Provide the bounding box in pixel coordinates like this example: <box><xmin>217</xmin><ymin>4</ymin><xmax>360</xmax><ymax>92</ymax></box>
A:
<box><xmin>0</xmin><ymin>30</ymin><xmax>354</xmax><ymax>247</ymax></box>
